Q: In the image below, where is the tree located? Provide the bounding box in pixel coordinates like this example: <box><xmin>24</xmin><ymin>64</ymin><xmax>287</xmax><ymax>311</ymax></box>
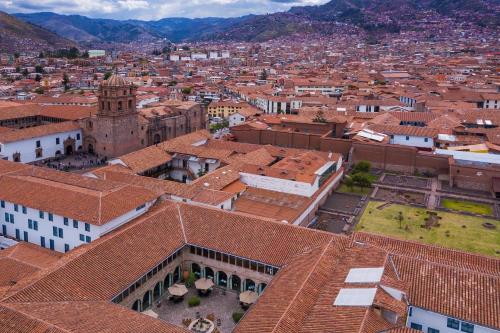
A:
<box><xmin>38</xmin><ymin>52</ymin><xmax>45</xmax><ymax>58</ymax></box>
<box><xmin>21</xmin><ymin>68</ymin><xmax>28</xmax><ymax>77</ymax></box>
<box><xmin>344</xmin><ymin>176</ymin><xmax>354</xmax><ymax>191</ymax></box>
<box><xmin>34</xmin><ymin>74</ymin><xmax>41</xmax><ymax>82</ymax></box>
<box><xmin>35</xmin><ymin>65</ymin><xmax>43</xmax><ymax>73</ymax></box>
<box><xmin>312</xmin><ymin>110</ymin><xmax>327</xmax><ymax>123</ymax></box>
<box><xmin>62</xmin><ymin>73</ymin><xmax>69</xmax><ymax>91</ymax></box>
<box><xmin>14</xmin><ymin>52</ymin><xmax>20</xmax><ymax>59</ymax></box>
<box><xmin>34</xmin><ymin>87</ymin><xmax>44</xmax><ymax>94</ymax></box>
<box><xmin>67</xmin><ymin>47</ymin><xmax>80</xmax><ymax>59</ymax></box>
<box><xmin>81</xmin><ymin>51</ymin><xmax>89</xmax><ymax>58</ymax></box>
<box><xmin>103</xmin><ymin>72</ymin><xmax>113</xmax><ymax>80</ymax></box>
<box><xmin>181</xmin><ymin>87</ymin><xmax>192</xmax><ymax>95</ymax></box>
<box><xmin>352</xmin><ymin>173</ymin><xmax>372</xmax><ymax>189</ymax></box>
<box><xmin>397</xmin><ymin>211</ymin><xmax>404</xmax><ymax>229</ymax></box>
<box><xmin>353</xmin><ymin>161</ymin><xmax>371</xmax><ymax>174</ymax></box>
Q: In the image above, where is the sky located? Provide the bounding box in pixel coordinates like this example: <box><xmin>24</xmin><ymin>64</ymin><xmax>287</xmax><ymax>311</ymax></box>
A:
<box><xmin>0</xmin><ymin>0</ymin><xmax>328</xmax><ymax>20</ymax></box>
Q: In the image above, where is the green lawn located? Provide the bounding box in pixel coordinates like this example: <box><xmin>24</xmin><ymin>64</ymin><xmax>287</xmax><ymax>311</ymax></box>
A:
<box><xmin>337</xmin><ymin>184</ymin><xmax>372</xmax><ymax>195</ymax></box>
<box><xmin>356</xmin><ymin>202</ymin><xmax>500</xmax><ymax>257</ymax></box>
<box><xmin>441</xmin><ymin>198</ymin><xmax>493</xmax><ymax>216</ymax></box>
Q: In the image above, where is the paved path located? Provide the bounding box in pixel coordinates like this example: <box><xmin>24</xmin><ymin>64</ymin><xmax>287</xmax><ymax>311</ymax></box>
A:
<box><xmin>427</xmin><ymin>178</ymin><xmax>438</xmax><ymax>210</ymax></box>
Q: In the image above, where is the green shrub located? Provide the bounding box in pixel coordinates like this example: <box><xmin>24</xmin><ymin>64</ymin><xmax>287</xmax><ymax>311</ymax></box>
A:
<box><xmin>353</xmin><ymin>161</ymin><xmax>371</xmax><ymax>174</ymax></box>
<box><xmin>188</xmin><ymin>296</ymin><xmax>200</xmax><ymax>307</ymax></box>
<box><xmin>185</xmin><ymin>272</ymin><xmax>196</xmax><ymax>288</ymax></box>
<box><xmin>232</xmin><ymin>312</ymin><xmax>244</xmax><ymax>323</ymax></box>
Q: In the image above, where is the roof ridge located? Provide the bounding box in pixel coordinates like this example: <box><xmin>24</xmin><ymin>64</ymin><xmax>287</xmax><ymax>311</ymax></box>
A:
<box><xmin>176</xmin><ymin>204</ymin><xmax>188</xmax><ymax>243</ymax></box>
<box><xmin>271</xmin><ymin>239</ymin><xmax>335</xmax><ymax>333</ymax></box>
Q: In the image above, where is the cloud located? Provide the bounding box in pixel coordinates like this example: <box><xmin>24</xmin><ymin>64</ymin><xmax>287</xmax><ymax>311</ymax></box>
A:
<box><xmin>0</xmin><ymin>0</ymin><xmax>329</xmax><ymax>19</ymax></box>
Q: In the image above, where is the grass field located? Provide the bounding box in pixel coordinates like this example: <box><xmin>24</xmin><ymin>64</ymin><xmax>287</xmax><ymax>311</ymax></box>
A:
<box><xmin>441</xmin><ymin>198</ymin><xmax>493</xmax><ymax>216</ymax></box>
<box><xmin>337</xmin><ymin>184</ymin><xmax>372</xmax><ymax>195</ymax></box>
<box><xmin>356</xmin><ymin>202</ymin><xmax>500</xmax><ymax>257</ymax></box>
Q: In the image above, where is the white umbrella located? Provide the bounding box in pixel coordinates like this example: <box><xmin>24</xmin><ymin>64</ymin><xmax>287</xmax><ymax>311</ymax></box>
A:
<box><xmin>239</xmin><ymin>291</ymin><xmax>258</xmax><ymax>304</ymax></box>
<box><xmin>195</xmin><ymin>278</ymin><xmax>214</xmax><ymax>290</ymax></box>
<box><xmin>168</xmin><ymin>283</ymin><xmax>188</xmax><ymax>297</ymax></box>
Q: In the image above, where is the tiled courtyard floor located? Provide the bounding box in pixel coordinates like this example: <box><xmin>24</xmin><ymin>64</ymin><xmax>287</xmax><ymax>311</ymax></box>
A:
<box><xmin>153</xmin><ymin>287</ymin><xmax>244</xmax><ymax>333</ymax></box>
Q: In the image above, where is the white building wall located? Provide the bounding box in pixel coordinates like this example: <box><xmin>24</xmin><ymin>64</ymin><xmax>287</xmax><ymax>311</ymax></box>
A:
<box><xmin>239</xmin><ymin>173</ymin><xmax>317</xmax><ymax>197</ymax></box>
<box><xmin>0</xmin><ymin>129</ymin><xmax>82</xmax><ymax>163</ymax></box>
<box><xmin>0</xmin><ymin>198</ymin><xmax>154</xmax><ymax>253</ymax></box>
<box><xmin>408</xmin><ymin>306</ymin><xmax>499</xmax><ymax>333</ymax></box>
<box><xmin>390</xmin><ymin>135</ymin><xmax>434</xmax><ymax>149</ymax></box>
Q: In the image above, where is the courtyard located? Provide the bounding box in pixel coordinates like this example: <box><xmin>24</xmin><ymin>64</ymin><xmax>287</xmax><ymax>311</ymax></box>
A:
<box><xmin>152</xmin><ymin>287</ymin><xmax>245</xmax><ymax>333</ymax></box>
<box><xmin>357</xmin><ymin>201</ymin><xmax>500</xmax><ymax>257</ymax></box>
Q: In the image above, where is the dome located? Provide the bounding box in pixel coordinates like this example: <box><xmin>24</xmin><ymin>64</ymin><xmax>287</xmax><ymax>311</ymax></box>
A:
<box><xmin>103</xmin><ymin>74</ymin><xmax>128</xmax><ymax>87</ymax></box>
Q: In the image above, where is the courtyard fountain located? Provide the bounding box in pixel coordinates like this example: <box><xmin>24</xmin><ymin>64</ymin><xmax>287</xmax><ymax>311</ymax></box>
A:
<box><xmin>188</xmin><ymin>317</ymin><xmax>215</xmax><ymax>333</ymax></box>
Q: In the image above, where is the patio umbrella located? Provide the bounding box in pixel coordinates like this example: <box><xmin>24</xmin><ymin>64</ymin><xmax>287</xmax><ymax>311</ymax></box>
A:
<box><xmin>168</xmin><ymin>283</ymin><xmax>188</xmax><ymax>297</ymax></box>
<box><xmin>195</xmin><ymin>278</ymin><xmax>214</xmax><ymax>290</ymax></box>
<box><xmin>143</xmin><ymin>309</ymin><xmax>158</xmax><ymax>318</ymax></box>
<box><xmin>239</xmin><ymin>291</ymin><xmax>258</xmax><ymax>304</ymax></box>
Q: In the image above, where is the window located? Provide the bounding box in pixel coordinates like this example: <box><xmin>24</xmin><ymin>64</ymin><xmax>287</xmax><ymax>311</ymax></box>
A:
<box><xmin>49</xmin><ymin>239</ymin><xmax>54</xmax><ymax>250</ymax></box>
<box><xmin>23</xmin><ymin>231</ymin><xmax>28</xmax><ymax>241</ymax></box>
<box><xmin>14</xmin><ymin>204</ymin><xmax>18</xmax><ymax>212</ymax></box>
<box><xmin>53</xmin><ymin>226</ymin><xmax>58</xmax><ymax>237</ymax></box>
<box><xmin>58</xmin><ymin>228</ymin><xmax>63</xmax><ymax>238</ymax></box>
<box><xmin>39</xmin><ymin>211</ymin><xmax>44</xmax><ymax>219</ymax></box>
<box><xmin>5</xmin><ymin>212</ymin><xmax>9</xmax><ymax>223</ymax></box>
<box><xmin>461</xmin><ymin>323</ymin><xmax>474</xmax><ymax>333</ymax></box>
<box><xmin>40</xmin><ymin>236</ymin><xmax>45</xmax><ymax>248</ymax></box>
<box><xmin>448</xmin><ymin>318</ymin><xmax>460</xmax><ymax>330</ymax></box>
<box><xmin>56</xmin><ymin>137</ymin><xmax>60</xmax><ymax>144</ymax></box>
<box><xmin>48</xmin><ymin>213</ymin><xmax>53</xmax><ymax>221</ymax></box>
<box><xmin>85</xmin><ymin>236</ymin><xmax>91</xmax><ymax>243</ymax></box>
<box><xmin>22</xmin><ymin>206</ymin><xmax>27</xmax><ymax>214</ymax></box>
<box><xmin>424</xmin><ymin>138</ymin><xmax>429</xmax><ymax>142</ymax></box>
<box><xmin>2</xmin><ymin>225</ymin><xmax>6</xmax><ymax>235</ymax></box>
<box><xmin>9</xmin><ymin>214</ymin><xmax>14</xmax><ymax>223</ymax></box>
<box><xmin>85</xmin><ymin>223</ymin><xmax>90</xmax><ymax>232</ymax></box>
<box><xmin>136</xmin><ymin>204</ymin><xmax>146</xmax><ymax>211</ymax></box>
<box><xmin>0</xmin><ymin>200</ymin><xmax>4</xmax><ymax>208</ymax></box>
<box><xmin>409</xmin><ymin>306</ymin><xmax>412</xmax><ymax>316</ymax></box>
<box><xmin>36</xmin><ymin>140</ymin><xmax>41</xmax><ymax>148</ymax></box>
<box><xmin>15</xmin><ymin>229</ymin><xmax>20</xmax><ymax>240</ymax></box>
<box><xmin>79</xmin><ymin>234</ymin><xmax>85</xmax><ymax>241</ymax></box>
<box><xmin>406</xmin><ymin>136</ymin><xmax>410</xmax><ymax>140</ymax></box>
<box><xmin>73</xmin><ymin>220</ymin><xmax>78</xmax><ymax>229</ymax></box>
<box><xmin>410</xmin><ymin>323</ymin><xmax>422</xmax><ymax>331</ymax></box>
<box><xmin>428</xmin><ymin>328</ymin><xmax>439</xmax><ymax>333</ymax></box>
<box><xmin>64</xmin><ymin>244</ymin><xmax>70</xmax><ymax>253</ymax></box>
<box><xmin>28</xmin><ymin>219</ymin><xmax>32</xmax><ymax>229</ymax></box>
<box><xmin>77</xmin><ymin>133</ymin><xmax>81</xmax><ymax>140</ymax></box>
<box><xmin>64</xmin><ymin>217</ymin><xmax>69</xmax><ymax>226</ymax></box>
<box><xmin>33</xmin><ymin>221</ymin><xmax>38</xmax><ymax>230</ymax></box>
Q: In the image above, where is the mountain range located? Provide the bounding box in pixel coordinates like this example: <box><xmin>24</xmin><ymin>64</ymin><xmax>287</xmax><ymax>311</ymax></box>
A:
<box><xmin>3</xmin><ymin>0</ymin><xmax>499</xmax><ymax>50</ymax></box>
<box><xmin>0</xmin><ymin>11</ymin><xmax>75</xmax><ymax>53</ymax></box>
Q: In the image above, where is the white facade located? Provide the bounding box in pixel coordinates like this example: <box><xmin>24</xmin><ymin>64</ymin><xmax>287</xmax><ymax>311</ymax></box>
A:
<box><xmin>0</xmin><ymin>199</ymin><xmax>155</xmax><ymax>253</ymax></box>
<box><xmin>295</xmin><ymin>85</ymin><xmax>343</xmax><ymax>95</ymax></box>
<box><xmin>390</xmin><ymin>134</ymin><xmax>434</xmax><ymax>149</ymax></box>
<box><xmin>407</xmin><ymin>306</ymin><xmax>499</xmax><ymax>333</ymax></box>
<box><xmin>239</xmin><ymin>173</ymin><xmax>319</xmax><ymax>197</ymax></box>
<box><xmin>229</xmin><ymin>113</ymin><xmax>247</xmax><ymax>127</ymax></box>
<box><xmin>0</xmin><ymin>129</ymin><xmax>82</xmax><ymax>163</ymax></box>
<box><xmin>483</xmin><ymin>99</ymin><xmax>499</xmax><ymax>109</ymax></box>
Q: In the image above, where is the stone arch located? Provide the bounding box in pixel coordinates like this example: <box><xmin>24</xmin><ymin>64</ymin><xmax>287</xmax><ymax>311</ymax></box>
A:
<box><xmin>153</xmin><ymin>133</ymin><xmax>161</xmax><ymax>144</ymax></box>
<box><xmin>191</xmin><ymin>262</ymin><xmax>201</xmax><ymax>279</ymax></box>
<box><xmin>63</xmin><ymin>137</ymin><xmax>75</xmax><ymax>155</ymax></box>
<box><xmin>173</xmin><ymin>266</ymin><xmax>181</xmax><ymax>283</ymax></box>
<box><xmin>153</xmin><ymin>281</ymin><xmax>162</xmax><ymax>301</ymax></box>
<box><xmin>132</xmin><ymin>299</ymin><xmax>141</xmax><ymax>312</ymax></box>
<box><xmin>258</xmin><ymin>283</ymin><xmax>267</xmax><ymax>294</ymax></box>
<box><xmin>142</xmin><ymin>290</ymin><xmax>152</xmax><ymax>310</ymax></box>
<box><xmin>244</xmin><ymin>279</ymin><xmax>255</xmax><ymax>291</ymax></box>
<box><xmin>230</xmin><ymin>275</ymin><xmax>241</xmax><ymax>292</ymax></box>
<box><xmin>204</xmin><ymin>267</ymin><xmax>214</xmax><ymax>280</ymax></box>
<box><xmin>164</xmin><ymin>273</ymin><xmax>173</xmax><ymax>288</ymax></box>
<box><xmin>217</xmin><ymin>271</ymin><xmax>228</xmax><ymax>288</ymax></box>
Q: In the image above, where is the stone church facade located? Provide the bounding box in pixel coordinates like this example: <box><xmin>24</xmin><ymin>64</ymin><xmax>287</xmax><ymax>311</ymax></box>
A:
<box><xmin>81</xmin><ymin>75</ymin><xmax>206</xmax><ymax>159</ymax></box>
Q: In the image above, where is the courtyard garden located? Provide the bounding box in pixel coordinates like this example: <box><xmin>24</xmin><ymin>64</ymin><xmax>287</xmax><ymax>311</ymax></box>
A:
<box><xmin>356</xmin><ymin>201</ymin><xmax>500</xmax><ymax>257</ymax></box>
<box><xmin>440</xmin><ymin>198</ymin><xmax>494</xmax><ymax>216</ymax></box>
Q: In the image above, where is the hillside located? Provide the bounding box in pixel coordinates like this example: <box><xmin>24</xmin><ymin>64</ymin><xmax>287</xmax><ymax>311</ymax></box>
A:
<box><xmin>0</xmin><ymin>11</ymin><xmax>75</xmax><ymax>52</ymax></box>
<box><xmin>11</xmin><ymin>0</ymin><xmax>500</xmax><ymax>44</ymax></box>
